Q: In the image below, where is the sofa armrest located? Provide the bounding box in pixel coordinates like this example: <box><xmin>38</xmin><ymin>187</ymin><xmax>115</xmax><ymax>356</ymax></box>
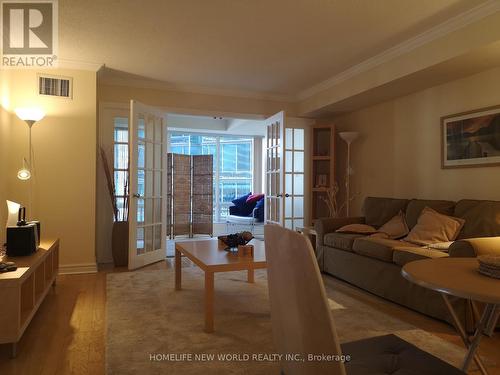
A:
<box><xmin>449</xmin><ymin>237</ymin><xmax>500</xmax><ymax>258</ymax></box>
<box><xmin>314</xmin><ymin>216</ymin><xmax>365</xmax><ymax>247</ymax></box>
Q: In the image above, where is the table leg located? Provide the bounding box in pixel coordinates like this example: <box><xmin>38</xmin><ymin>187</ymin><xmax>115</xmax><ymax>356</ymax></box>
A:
<box><xmin>10</xmin><ymin>342</ymin><xmax>17</xmax><ymax>358</ymax></box>
<box><xmin>247</xmin><ymin>268</ymin><xmax>254</xmax><ymax>283</ymax></box>
<box><xmin>471</xmin><ymin>300</ymin><xmax>481</xmax><ymax>324</ymax></box>
<box><xmin>175</xmin><ymin>248</ymin><xmax>182</xmax><ymax>290</ymax></box>
<box><xmin>205</xmin><ymin>271</ymin><xmax>214</xmax><ymax>333</ymax></box>
<box><xmin>485</xmin><ymin>308</ymin><xmax>499</xmax><ymax>337</ymax></box>
<box><xmin>441</xmin><ymin>294</ymin><xmax>490</xmax><ymax>375</ymax></box>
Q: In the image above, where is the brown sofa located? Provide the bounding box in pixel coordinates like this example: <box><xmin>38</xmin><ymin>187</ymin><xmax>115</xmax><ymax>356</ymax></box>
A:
<box><xmin>315</xmin><ymin>197</ymin><xmax>500</xmax><ymax>329</ymax></box>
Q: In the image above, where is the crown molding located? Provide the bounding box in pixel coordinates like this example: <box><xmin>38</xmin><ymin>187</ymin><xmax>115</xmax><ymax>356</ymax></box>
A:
<box><xmin>57</xmin><ymin>59</ymin><xmax>104</xmax><ymax>72</ymax></box>
<box><xmin>297</xmin><ymin>0</ymin><xmax>500</xmax><ymax>101</ymax></box>
<box><xmin>99</xmin><ymin>74</ymin><xmax>295</xmax><ymax>103</ymax></box>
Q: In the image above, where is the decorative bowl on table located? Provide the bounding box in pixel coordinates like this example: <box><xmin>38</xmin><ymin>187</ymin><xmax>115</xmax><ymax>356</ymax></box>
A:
<box><xmin>218</xmin><ymin>231</ymin><xmax>253</xmax><ymax>252</ymax></box>
<box><xmin>477</xmin><ymin>255</ymin><xmax>500</xmax><ymax>279</ymax></box>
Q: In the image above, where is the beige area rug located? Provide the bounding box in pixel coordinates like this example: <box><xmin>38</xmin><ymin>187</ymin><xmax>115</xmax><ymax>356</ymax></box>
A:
<box><xmin>106</xmin><ymin>267</ymin><xmax>469</xmax><ymax>375</ymax></box>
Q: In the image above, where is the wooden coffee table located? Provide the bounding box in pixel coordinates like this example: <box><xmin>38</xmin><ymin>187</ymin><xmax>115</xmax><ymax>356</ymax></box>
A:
<box><xmin>175</xmin><ymin>239</ymin><xmax>266</xmax><ymax>333</ymax></box>
<box><xmin>402</xmin><ymin>258</ymin><xmax>500</xmax><ymax>375</ymax></box>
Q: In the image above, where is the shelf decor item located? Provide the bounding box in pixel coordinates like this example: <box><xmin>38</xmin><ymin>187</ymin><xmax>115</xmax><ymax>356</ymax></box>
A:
<box><xmin>316</xmin><ymin>174</ymin><xmax>328</xmax><ymax>187</ymax></box>
<box><xmin>338</xmin><ymin>131</ymin><xmax>359</xmax><ymax>216</ymax></box>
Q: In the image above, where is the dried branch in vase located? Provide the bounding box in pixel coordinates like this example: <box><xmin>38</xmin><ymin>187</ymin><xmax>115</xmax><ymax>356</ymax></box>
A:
<box><xmin>100</xmin><ymin>147</ymin><xmax>129</xmax><ymax>222</ymax></box>
<box><xmin>320</xmin><ymin>178</ymin><xmax>360</xmax><ymax>218</ymax></box>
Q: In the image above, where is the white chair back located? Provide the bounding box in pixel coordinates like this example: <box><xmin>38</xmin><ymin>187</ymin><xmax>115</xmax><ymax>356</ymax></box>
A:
<box><xmin>264</xmin><ymin>224</ymin><xmax>346</xmax><ymax>375</ymax></box>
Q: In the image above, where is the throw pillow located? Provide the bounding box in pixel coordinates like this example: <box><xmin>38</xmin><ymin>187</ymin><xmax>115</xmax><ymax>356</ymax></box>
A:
<box><xmin>255</xmin><ymin>197</ymin><xmax>264</xmax><ymax>209</ymax></box>
<box><xmin>378</xmin><ymin>210</ymin><xmax>409</xmax><ymax>239</ymax></box>
<box><xmin>404</xmin><ymin>207</ymin><xmax>465</xmax><ymax>246</ymax></box>
<box><xmin>426</xmin><ymin>241</ymin><xmax>454</xmax><ymax>251</ymax></box>
<box><xmin>246</xmin><ymin>193</ymin><xmax>264</xmax><ymax>204</ymax></box>
<box><xmin>254</xmin><ymin>197</ymin><xmax>265</xmax><ymax>222</ymax></box>
<box><xmin>232</xmin><ymin>192</ymin><xmax>252</xmax><ymax>207</ymax></box>
<box><xmin>231</xmin><ymin>192</ymin><xmax>255</xmax><ymax>216</ymax></box>
<box><xmin>336</xmin><ymin>224</ymin><xmax>378</xmax><ymax>235</ymax></box>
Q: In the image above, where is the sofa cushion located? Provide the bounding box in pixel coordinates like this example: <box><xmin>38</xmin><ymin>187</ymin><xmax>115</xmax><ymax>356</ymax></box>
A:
<box><xmin>454</xmin><ymin>199</ymin><xmax>500</xmax><ymax>239</ymax></box>
<box><xmin>324</xmin><ymin>232</ymin><xmax>365</xmax><ymax>252</ymax></box>
<box><xmin>352</xmin><ymin>237</ymin><xmax>419</xmax><ymax>263</ymax></box>
<box><xmin>362</xmin><ymin>197</ymin><xmax>409</xmax><ymax>228</ymax></box>
<box><xmin>404</xmin><ymin>207</ymin><xmax>465</xmax><ymax>246</ymax></box>
<box><xmin>336</xmin><ymin>223</ymin><xmax>378</xmax><ymax>235</ymax></box>
<box><xmin>405</xmin><ymin>199</ymin><xmax>455</xmax><ymax>229</ymax></box>
<box><xmin>378</xmin><ymin>210</ymin><xmax>409</xmax><ymax>239</ymax></box>
<box><xmin>393</xmin><ymin>247</ymin><xmax>449</xmax><ymax>267</ymax></box>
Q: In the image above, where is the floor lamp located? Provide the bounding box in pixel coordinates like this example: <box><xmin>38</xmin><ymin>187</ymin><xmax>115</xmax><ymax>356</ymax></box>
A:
<box><xmin>14</xmin><ymin>108</ymin><xmax>45</xmax><ymax>218</ymax></box>
<box><xmin>338</xmin><ymin>131</ymin><xmax>359</xmax><ymax>217</ymax></box>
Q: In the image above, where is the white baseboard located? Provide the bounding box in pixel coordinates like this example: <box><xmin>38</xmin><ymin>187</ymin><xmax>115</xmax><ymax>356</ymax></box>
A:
<box><xmin>59</xmin><ymin>262</ymin><xmax>98</xmax><ymax>275</ymax></box>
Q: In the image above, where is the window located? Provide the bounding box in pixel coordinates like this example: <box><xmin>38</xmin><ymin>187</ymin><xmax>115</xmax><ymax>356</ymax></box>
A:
<box><xmin>169</xmin><ymin>132</ymin><xmax>254</xmax><ymax>221</ymax></box>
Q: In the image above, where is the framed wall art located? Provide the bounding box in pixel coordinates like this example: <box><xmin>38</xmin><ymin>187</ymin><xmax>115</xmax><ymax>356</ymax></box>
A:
<box><xmin>441</xmin><ymin>105</ymin><xmax>500</xmax><ymax>168</ymax></box>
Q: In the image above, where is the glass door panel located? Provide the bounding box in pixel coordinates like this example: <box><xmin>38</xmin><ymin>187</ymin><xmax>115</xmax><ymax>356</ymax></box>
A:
<box><xmin>283</xmin><ymin>127</ymin><xmax>305</xmax><ymax>230</ymax></box>
<box><xmin>129</xmin><ymin>101</ymin><xmax>167</xmax><ymax>270</ymax></box>
<box><xmin>265</xmin><ymin>111</ymin><xmax>285</xmax><ymax>225</ymax></box>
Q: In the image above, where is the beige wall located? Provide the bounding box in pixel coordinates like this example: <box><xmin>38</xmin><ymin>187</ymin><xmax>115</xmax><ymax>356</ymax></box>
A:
<box><xmin>99</xmin><ymin>83</ymin><xmax>297</xmax><ymax>117</ymax></box>
<box><xmin>335</xmin><ymin>66</ymin><xmax>500</xmax><ymax>216</ymax></box>
<box><xmin>0</xmin><ymin>70</ymin><xmax>12</xmax><ymax>246</ymax></box>
<box><xmin>1</xmin><ymin>68</ymin><xmax>97</xmax><ymax>271</ymax></box>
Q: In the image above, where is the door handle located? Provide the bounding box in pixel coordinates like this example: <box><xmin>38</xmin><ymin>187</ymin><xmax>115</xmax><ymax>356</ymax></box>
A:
<box><xmin>285</xmin><ymin>193</ymin><xmax>290</xmax><ymax>198</ymax></box>
<box><xmin>133</xmin><ymin>193</ymin><xmax>142</xmax><ymax>198</ymax></box>
<box><xmin>277</xmin><ymin>194</ymin><xmax>282</xmax><ymax>198</ymax></box>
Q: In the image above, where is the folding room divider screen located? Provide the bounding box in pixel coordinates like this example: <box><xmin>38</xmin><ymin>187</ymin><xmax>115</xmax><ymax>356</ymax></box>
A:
<box><xmin>166</xmin><ymin>153</ymin><xmax>213</xmax><ymax>238</ymax></box>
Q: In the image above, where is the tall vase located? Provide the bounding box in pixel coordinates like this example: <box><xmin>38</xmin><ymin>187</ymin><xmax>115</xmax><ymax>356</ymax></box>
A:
<box><xmin>112</xmin><ymin>221</ymin><xmax>129</xmax><ymax>267</ymax></box>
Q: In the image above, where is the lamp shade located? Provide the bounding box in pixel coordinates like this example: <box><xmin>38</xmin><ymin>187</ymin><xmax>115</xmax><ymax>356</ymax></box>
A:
<box><xmin>338</xmin><ymin>131</ymin><xmax>359</xmax><ymax>144</ymax></box>
<box><xmin>6</xmin><ymin>200</ymin><xmax>21</xmax><ymax>226</ymax></box>
<box><xmin>15</xmin><ymin>108</ymin><xmax>45</xmax><ymax>122</ymax></box>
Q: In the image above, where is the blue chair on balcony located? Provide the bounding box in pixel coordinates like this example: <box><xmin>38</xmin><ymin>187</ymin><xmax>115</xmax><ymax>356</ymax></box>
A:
<box><xmin>226</xmin><ymin>193</ymin><xmax>264</xmax><ymax>235</ymax></box>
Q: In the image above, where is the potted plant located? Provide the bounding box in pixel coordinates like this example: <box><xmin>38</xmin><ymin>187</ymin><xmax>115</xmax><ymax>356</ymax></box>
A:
<box><xmin>100</xmin><ymin>147</ymin><xmax>129</xmax><ymax>267</ymax></box>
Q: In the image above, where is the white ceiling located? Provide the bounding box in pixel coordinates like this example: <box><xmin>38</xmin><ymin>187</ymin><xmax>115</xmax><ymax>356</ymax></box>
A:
<box><xmin>60</xmin><ymin>0</ymin><xmax>489</xmax><ymax>97</ymax></box>
<box><xmin>166</xmin><ymin>114</ymin><xmax>266</xmax><ymax>136</ymax></box>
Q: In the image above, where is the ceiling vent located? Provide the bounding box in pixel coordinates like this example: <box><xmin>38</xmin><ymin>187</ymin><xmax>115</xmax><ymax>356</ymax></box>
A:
<box><xmin>38</xmin><ymin>74</ymin><xmax>73</xmax><ymax>98</ymax></box>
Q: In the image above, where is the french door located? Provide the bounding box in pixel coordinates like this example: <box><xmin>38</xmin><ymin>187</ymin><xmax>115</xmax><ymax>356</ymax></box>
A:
<box><xmin>265</xmin><ymin>112</ymin><xmax>285</xmax><ymax>225</ymax></box>
<box><xmin>128</xmin><ymin>100</ymin><xmax>167</xmax><ymax>270</ymax></box>
<box><xmin>265</xmin><ymin>111</ymin><xmax>304</xmax><ymax>229</ymax></box>
<box><xmin>284</xmin><ymin>127</ymin><xmax>305</xmax><ymax>230</ymax></box>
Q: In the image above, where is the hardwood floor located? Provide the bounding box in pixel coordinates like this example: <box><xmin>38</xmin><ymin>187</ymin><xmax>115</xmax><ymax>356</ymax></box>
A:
<box><xmin>0</xmin><ymin>259</ymin><xmax>498</xmax><ymax>374</ymax></box>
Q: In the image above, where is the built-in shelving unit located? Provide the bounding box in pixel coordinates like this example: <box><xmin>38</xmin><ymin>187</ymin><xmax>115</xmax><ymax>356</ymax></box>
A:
<box><xmin>310</xmin><ymin>125</ymin><xmax>335</xmax><ymax>222</ymax></box>
<box><xmin>0</xmin><ymin>239</ymin><xmax>59</xmax><ymax>357</ymax></box>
